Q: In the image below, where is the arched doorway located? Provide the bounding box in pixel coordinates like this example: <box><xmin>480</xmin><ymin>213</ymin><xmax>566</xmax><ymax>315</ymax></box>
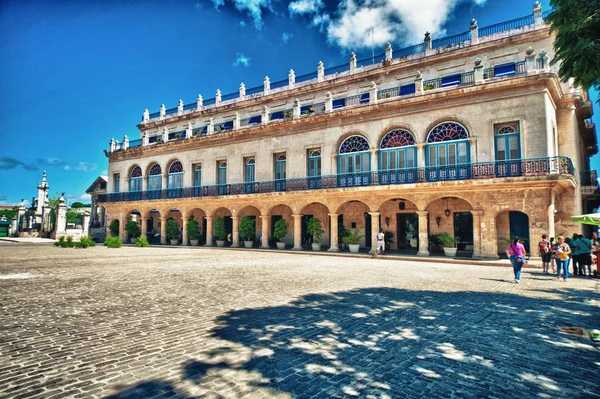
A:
<box><xmin>337</xmin><ymin>200</ymin><xmax>371</xmax><ymax>250</ymax></box>
<box><xmin>378</xmin><ymin>198</ymin><xmax>419</xmax><ymax>253</ymax></box>
<box><xmin>427</xmin><ymin>197</ymin><xmax>474</xmax><ymax>255</ymax></box>
<box><xmin>269</xmin><ymin>204</ymin><xmax>294</xmax><ymax>249</ymax></box>
<box><xmin>496</xmin><ymin>210</ymin><xmax>530</xmax><ymax>256</ymax></box>
<box><xmin>300</xmin><ymin>202</ymin><xmax>330</xmax><ymax>249</ymax></box>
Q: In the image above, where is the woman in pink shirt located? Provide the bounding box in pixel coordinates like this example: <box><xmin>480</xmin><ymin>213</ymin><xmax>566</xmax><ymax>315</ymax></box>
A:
<box><xmin>507</xmin><ymin>237</ymin><xmax>527</xmax><ymax>284</ymax></box>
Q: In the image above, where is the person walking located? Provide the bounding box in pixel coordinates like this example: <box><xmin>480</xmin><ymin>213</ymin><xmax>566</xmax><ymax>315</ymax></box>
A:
<box><xmin>576</xmin><ymin>234</ymin><xmax>592</xmax><ymax>277</ymax></box>
<box><xmin>552</xmin><ymin>235</ymin><xmax>571</xmax><ymax>281</ymax></box>
<box><xmin>538</xmin><ymin>234</ymin><xmax>552</xmax><ymax>273</ymax></box>
<box><xmin>374</xmin><ymin>228</ymin><xmax>385</xmax><ymax>257</ymax></box>
<box><xmin>508</xmin><ymin>236</ymin><xmax>527</xmax><ymax>284</ymax></box>
<box><xmin>570</xmin><ymin>233</ymin><xmax>581</xmax><ymax>276</ymax></box>
<box><xmin>549</xmin><ymin>236</ymin><xmax>557</xmax><ymax>273</ymax></box>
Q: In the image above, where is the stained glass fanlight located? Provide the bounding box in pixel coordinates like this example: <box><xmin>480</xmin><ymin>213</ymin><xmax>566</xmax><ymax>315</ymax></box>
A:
<box><xmin>148</xmin><ymin>163</ymin><xmax>162</xmax><ymax>176</ymax></box>
<box><xmin>427</xmin><ymin>122</ymin><xmax>468</xmax><ymax>143</ymax></box>
<box><xmin>339</xmin><ymin>135</ymin><xmax>370</xmax><ymax>153</ymax></box>
<box><xmin>168</xmin><ymin>161</ymin><xmax>183</xmax><ymax>174</ymax></box>
<box><xmin>380</xmin><ymin>129</ymin><xmax>415</xmax><ymax>148</ymax></box>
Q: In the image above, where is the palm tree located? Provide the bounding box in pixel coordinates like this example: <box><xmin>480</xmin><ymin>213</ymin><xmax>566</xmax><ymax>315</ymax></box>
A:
<box><xmin>546</xmin><ymin>0</ymin><xmax>600</xmax><ymax>96</ymax></box>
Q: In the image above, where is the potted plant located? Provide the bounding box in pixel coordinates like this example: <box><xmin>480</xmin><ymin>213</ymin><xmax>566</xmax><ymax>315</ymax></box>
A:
<box><xmin>239</xmin><ymin>216</ymin><xmax>256</xmax><ymax>248</ymax></box>
<box><xmin>437</xmin><ymin>232</ymin><xmax>459</xmax><ymax>257</ymax></box>
<box><xmin>273</xmin><ymin>218</ymin><xmax>288</xmax><ymax>249</ymax></box>
<box><xmin>342</xmin><ymin>229</ymin><xmax>364</xmax><ymax>253</ymax></box>
<box><xmin>165</xmin><ymin>218</ymin><xmax>180</xmax><ymax>245</ymax></box>
<box><xmin>187</xmin><ymin>219</ymin><xmax>200</xmax><ymax>246</ymax></box>
<box><xmin>213</xmin><ymin>217</ymin><xmax>227</xmax><ymax>247</ymax></box>
<box><xmin>125</xmin><ymin>220</ymin><xmax>141</xmax><ymax>244</ymax></box>
<box><xmin>428</xmin><ymin>234</ymin><xmax>443</xmax><ymax>254</ymax></box>
<box><xmin>307</xmin><ymin>217</ymin><xmax>324</xmax><ymax>251</ymax></box>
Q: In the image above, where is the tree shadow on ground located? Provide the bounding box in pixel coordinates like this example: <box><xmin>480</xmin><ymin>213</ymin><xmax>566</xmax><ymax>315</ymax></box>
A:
<box><xmin>107</xmin><ymin>287</ymin><xmax>600</xmax><ymax>399</ymax></box>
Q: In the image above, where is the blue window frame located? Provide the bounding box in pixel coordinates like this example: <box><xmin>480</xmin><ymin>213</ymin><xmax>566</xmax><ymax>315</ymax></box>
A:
<box><xmin>307</xmin><ymin>149</ymin><xmax>321</xmax><ymax>189</ymax></box>
<box><xmin>494</xmin><ymin>63</ymin><xmax>516</xmax><ymax>77</ymax></box>
<box><xmin>167</xmin><ymin>161</ymin><xmax>183</xmax><ymax>198</ymax></box>
<box><xmin>128</xmin><ymin>166</ymin><xmax>143</xmax><ymax>200</ymax></box>
<box><xmin>217</xmin><ymin>161</ymin><xmax>227</xmax><ymax>195</ymax></box>
<box><xmin>495</xmin><ymin>123</ymin><xmax>521</xmax><ymax>177</ymax></box>
<box><xmin>426</xmin><ymin>122</ymin><xmax>470</xmax><ymax>181</ymax></box>
<box><xmin>400</xmin><ymin>83</ymin><xmax>416</xmax><ymax>95</ymax></box>
<box><xmin>378</xmin><ymin>129</ymin><xmax>417</xmax><ymax>184</ymax></box>
<box><xmin>441</xmin><ymin>74</ymin><xmax>461</xmax><ymax>87</ymax></box>
<box><xmin>338</xmin><ymin>135</ymin><xmax>371</xmax><ymax>187</ymax></box>
<box><xmin>245</xmin><ymin>158</ymin><xmax>256</xmax><ymax>194</ymax></box>
<box><xmin>274</xmin><ymin>154</ymin><xmax>286</xmax><ymax>191</ymax></box>
<box><xmin>113</xmin><ymin>173</ymin><xmax>120</xmax><ymax>193</ymax></box>
<box><xmin>147</xmin><ymin>163</ymin><xmax>162</xmax><ymax>195</ymax></box>
<box><xmin>193</xmin><ymin>164</ymin><xmax>202</xmax><ymax>196</ymax></box>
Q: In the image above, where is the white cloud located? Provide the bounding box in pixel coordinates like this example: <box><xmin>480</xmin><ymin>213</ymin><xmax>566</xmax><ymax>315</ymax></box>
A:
<box><xmin>101</xmin><ymin>170</ymin><xmax>108</xmax><ymax>175</ymax></box>
<box><xmin>212</xmin><ymin>0</ymin><xmax>273</xmax><ymax>30</ymax></box>
<box><xmin>282</xmin><ymin>32</ymin><xmax>293</xmax><ymax>44</ymax></box>
<box><xmin>233</xmin><ymin>52</ymin><xmax>251</xmax><ymax>67</ymax></box>
<box><xmin>80</xmin><ymin>193</ymin><xmax>92</xmax><ymax>201</ymax></box>
<box><xmin>289</xmin><ymin>0</ymin><xmax>324</xmax><ymax>15</ymax></box>
<box><xmin>63</xmin><ymin>165</ymin><xmax>71</xmax><ymax>171</ymax></box>
<box><xmin>291</xmin><ymin>0</ymin><xmax>487</xmax><ymax>49</ymax></box>
<box><xmin>63</xmin><ymin>162</ymin><xmax>98</xmax><ymax>172</ymax></box>
<box><xmin>239</xmin><ymin>20</ymin><xmax>246</xmax><ymax>27</ymax></box>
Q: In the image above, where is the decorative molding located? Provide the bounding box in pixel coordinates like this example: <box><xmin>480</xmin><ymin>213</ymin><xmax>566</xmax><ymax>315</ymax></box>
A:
<box><xmin>488</xmin><ymin>49</ymin><xmax>520</xmax><ymax>59</ymax></box>
<box><xmin>436</xmin><ymin>61</ymin><xmax>466</xmax><ymax>71</ymax></box>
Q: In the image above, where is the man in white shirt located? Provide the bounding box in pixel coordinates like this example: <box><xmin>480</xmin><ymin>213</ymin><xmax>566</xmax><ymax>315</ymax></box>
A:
<box><xmin>375</xmin><ymin>228</ymin><xmax>385</xmax><ymax>257</ymax></box>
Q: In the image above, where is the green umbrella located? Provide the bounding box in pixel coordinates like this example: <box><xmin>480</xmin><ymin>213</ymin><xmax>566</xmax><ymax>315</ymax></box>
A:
<box><xmin>569</xmin><ymin>213</ymin><xmax>600</xmax><ymax>225</ymax></box>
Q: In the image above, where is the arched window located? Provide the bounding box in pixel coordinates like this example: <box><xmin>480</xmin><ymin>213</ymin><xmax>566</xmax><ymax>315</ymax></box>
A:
<box><xmin>379</xmin><ymin>129</ymin><xmax>417</xmax><ymax>184</ymax></box>
<box><xmin>338</xmin><ymin>135</ymin><xmax>370</xmax><ymax>187</ymax></box>
<box><xmin>426</xmin><ymin>122</ymin><xmax>470</xmax><ymax>180</ymax></box>
<box><xmin>147</xmin><ymin>163</ymin><xmax>162</xmax><ymax>191</ymax></box>
<box><xmin>129</xmin><ymin>166</ymin><xmax>143</xmax><ymax>192</ymax></box>
<box><xmin>494</xmin><ymin>122</ymin><xmax>521</xmax><ymax>176</ymax></box>
<box><xmin>167</xmin><ymin>161</ymin><xmax>183</xmax><ymax>189</ymax></box>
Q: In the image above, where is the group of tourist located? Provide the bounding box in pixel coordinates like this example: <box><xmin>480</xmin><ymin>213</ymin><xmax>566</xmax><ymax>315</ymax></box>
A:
<box><xmin>508</xmin><ymin>232</ymin><xmax>599</xmax><ymax>284</ymax></box>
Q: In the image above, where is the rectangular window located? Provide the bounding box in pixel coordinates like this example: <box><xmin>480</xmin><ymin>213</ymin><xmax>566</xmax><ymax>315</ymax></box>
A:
<box><xmin>217</xmin><ymin>162</ymin><xmax>227</xmax><ymax>185</ymax></box>
<box><xmin>245</xmin><ymin>158</ymin><xmax>255</xmax><ymax>183</ymax></box>
<box><xmin>407</xmin><ymin>149</ymin><xmax>415</xmax><ymax>167</ymax></box>
<box><xmin>400</xmin><ymin>83</ymin><xmax>416</xmax><ymax>95</ymax></box>
<box><xmin>429</xmin><ymin>147</ymin><xmax>437</xmax><ymax>167</ymax></box>
<box><xmin>168</xmin><ymin>173</ymin><xmax>183</xmax><ymax>189</ymax></box>
<box><xmin>458</xmin><ymin>142</ymin><xmax>468</xmax><ymax>163</ymax></box>
<box><xmin>274</xmin><ymin>154</ymin><xmax>286</xmax><ymax>180</ymax></box>
<box><xmin>307</xmin><ymin>149</ymin><xmax>321</xmax><ymax>177</ymax></box>
<box><xmin>193</xmin><ymin>164</ymin><xmax>202</xmax><ymax>187</ymax></box>
<box><xmin>113</xmin><ymin>174</ymin><xmax>120</xmax><ymax>192</ymax></box>
<box><xmin>448</xmin><ymin>144</ymin><xmax>456</xmax><ymax>164</ymax></box>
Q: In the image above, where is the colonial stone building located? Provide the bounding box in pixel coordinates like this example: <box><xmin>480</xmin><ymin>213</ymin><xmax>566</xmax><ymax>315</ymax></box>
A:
<box><xmin>99</xmin><ymin>2</ymin><xmax>597</xmax><ymax>258</ymax></box>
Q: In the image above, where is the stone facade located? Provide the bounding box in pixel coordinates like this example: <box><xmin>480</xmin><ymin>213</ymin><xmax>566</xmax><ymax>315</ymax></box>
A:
<box><xmin>99</xmin><ymin>4</ymin><xmax>597</xmax><ymax>258</ymax></box>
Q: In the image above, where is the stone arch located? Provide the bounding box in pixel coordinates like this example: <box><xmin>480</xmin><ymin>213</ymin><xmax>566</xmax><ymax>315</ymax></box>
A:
<box><xmin>145</xmin><ymin>161</ymin><xmax>163</xmax><ymax>177</ymax></box>
<box><xmin>377</xmin><ymin>124</ymin><xmax>418</xmax><ymax>148</ymax></box>
<box><xmin>425</xmin><ymin>195</ymin><xmax>475</xmax><ymax>211</ymax></box>
<box><xmin>268</xmin><ymin>204</ymin><xmax>295</xmax><ymax>248</ymax></box>
<box><xmin>128</xmin><ymin>164</ymin><xmax>143</xmax><ymax>178</ymax></box>
<box><xmin>239</xmin><ymin>205</ymin><xmax>261</xmax><ymax>217</ymax></box>
<box><xmin>495</xmin><ymin>210</ymin><xmax>530</xmax><ymax>256</ymax></box>
<box><xmin>167</xmin><ymin>159</ymin><xmax>183</xmax><ymax>174</ymax></box>
<box><xmin>376</xmin><ymin>198</ymin><xmax>420</xmax><ymax>252</ymax></box>
<box><xmin>423</xmin><ymin>117</ymin><xmax>472</xmax><ymax>144</ymax></box>
<box><xmin>336</xmin><ymin>200</ymin><xmax>372</xmax><ymax>249</ymax></box>
<box><xmin>330</xmin><ymin>130</ymin><xmax>371</xmax><ymax>154</ymax></box>
<box><xmin>300</xmin><ymin>202</ymin><xmax>331</xmax><ymax>247</ymax></box>
<box><xmin>335</xmin><ymin>199</ymin><xmax>372</xmax><ymax>214</ymax></box>
<box><xmin>186</xmin><ymin>207</ymin><xmax>207</xmax><ymax>246</ymax></box>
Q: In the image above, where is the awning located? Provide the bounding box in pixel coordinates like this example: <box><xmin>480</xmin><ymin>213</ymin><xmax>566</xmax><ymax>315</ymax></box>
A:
<box><xmin>569</xmin><ymin>213</ymin><xmax>600</xmax><ymax>226</ymax></box>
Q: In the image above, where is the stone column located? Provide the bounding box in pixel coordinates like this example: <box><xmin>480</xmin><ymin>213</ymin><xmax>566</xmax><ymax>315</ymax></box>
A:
<box><xmin>470</xmin><ymin>19</ymin><xmax>478</xmax><ymax>45</ymax></box>
<box><xmin>471</xmin><ymin>210</ymin><xmax>483</xmax><ymax>258</ymax></box>
<box><xmin>123</xmin><ymin>135</ymin><xmax>129</xmax><ymax>150</ymax></box>
<box><xmin>325</xmin><ymin>92</ymin><xmax>333</xmax><ymax>113</ymax></box>
<box><xmin>262</xmin><ymin>106</ymin><xmax>269</xmax><ymax>126</ymax></box>
<box><xmin>369</xmin><ymin>212</ymin><xmax>380</xmax><ymax>254</ymax></box>
<box><xmin>533</xmin><ymin>1</ymin><xmax>543</xmax><ymax>27</ymax></box>
<box><xmin>288</xmin><ymin>69</ymin><xmax>295</xmax><ymax>88</ymax></box>
<box><xmin>197</xmin><ymin>94</ymin><xmax>203</xmax><ymax>109</ymax></box>
<box><xmin>416</xmin><ymin>143</ymin><xmax>427</xmax><ymax>168</ymax></box>
<box><xmin>525</xmin><ymin>47</ymin><xmax>536</xmax><ymax>71</ymax></box>
<box><xmin>160</xmin><ymin>104</ymin><xmax>166</xmax><ymax>119</ymax></box>
<box><xmin>177</xmin><ymin>99</ymin><xmax>183</xmax><ymax>115</ymax></box>
<box><xmin>185</xmin><ymin>122</ymin><xmax>192</xmax><ymax>139</ymax></box>
<box><xmin>385</xmin><ymin>43</ymin><xmax>392</xmax><ymax>61</ymax></box>
<box><xmin>55</xmin><ymin>196</ymin><xmax>67</xmax><ymax>237</ymax></box>
<box><xmin>181</xmin><ymin>216</ymin><xmax>189</xmax><ymax>246</ymax></box>
<box><xmin>349</xmin><ymin>53</ymin><xmax>357</xmax><ymax>74</ymax></box>
<box><xmin>231</xmin><ymin>216</ymin><xmax>240</xmax><ymax>248</ymax></box>
<box><xmin>474</xmin><ymin>58</ymin><xmax>484</xmax><ymax>82</ymax></box>
<box><xmin>239</xmin><ymin>82</ymin><xmax>246</xmax><ymax>99</ymax></box>
<box><xmin>82</xmin><ymin>213</ymin><xmax>90</xmax><ymax>237</ymax></box>
<box><xmin>424</xmin><ymin>32</ymin><xmax>432</xmax><ymax>56</ymax></box>
<box><xmin>369</xmin><ymin>81</ymin><xmax>378</xmax><ymax>105</ymax></box>
<box><xmin>143</xmin><ymin>109</ymin><xmax>149</xmax><ymax>122</ymax></box>
<box><xmin>292</xmin><ymin>214</ymin><xmax>302</xmax><ymax>250</ymax></box>
<box><xmin>415</xmin><ymin>72</ymin><xmax>423</xmax><ymax>94</ymax></box>
<box><xmin>293</xmin><ymin>98</ymin><xmax>301</xmax><ymax>119</ymax></box>
<box><xmin>369</xmin><ymin>149</ymin><xmax>378</xmax><ymax>173</ymax></box>
<box><xmin>417</xmin><ymin>211</ymin><xmax>430</xmax><ymax>256</ymax></box>
<box><xmin>204</xmin><ymin>216</ymin><xmax>213</xmax><ymax>247</ymax></box>
<box><xmin>233</xmin><ymin>112</ymin><xmax>240</xmax><ymax>131</ymax></box>
<box><xmin>480</xmin><ymin>214</ymin><xmax>499</xmax><ymax>259</ymax></box>
<box><xmin>162</xmin><ymin>173</ymin><xmax>168</xmax><ymax>191</ymax></box>
<box><xmin>160</xmin><ymin>216</ymin><xmax>167</xmax><ymax>245</ymax></box>
<box><xmin>328</xmin><ymin>213</ymin><xmax>339</xmax><ymax>252</ymax></box>
<box><xmin>215</xmin><ymin>89</ymin><xmax>222</xmax><ymax>104</ymax></box>
<box><xmin>263</xmin><ymin>76</ymin><xmax>270</xmax><ymax>95</ymax></box>
<box><xmin>317</xmin><ymin>61</ymin><xmax>324</xmax><ymax>82</ymax></box>
<box><xmin>548</xmin><ymin>189</ymin><xmax>556</xmax><ymax>239</ymax></box>
<box><xmin>468</xmin><ymin>137</ymin><xmax>477</xmax><ymax>163</ymax></box>
<box><xmin>140</xmin><ymin>217</ymin><xmax>148</xmax><ymax>239</ymax></box>
<box><xmin>261</xmin><ymin>215</ymin><xmax>270</xmax><ymax>249</ymax></box>
<box><xmin>120</xmin><ymin>215</ymin><xmax>127</xmax><ymax>242</ymax></box>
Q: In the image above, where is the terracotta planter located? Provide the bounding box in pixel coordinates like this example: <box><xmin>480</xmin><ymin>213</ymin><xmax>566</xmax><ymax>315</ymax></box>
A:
<box><xmin>216</xmin><ymin>240</ymin><xmax>225</xmax><ymax>247</ymax></box>
<box><xmin>276</xmin><ymin>242</ymin><xmax>286</xmax><ymax>250</ymax></box>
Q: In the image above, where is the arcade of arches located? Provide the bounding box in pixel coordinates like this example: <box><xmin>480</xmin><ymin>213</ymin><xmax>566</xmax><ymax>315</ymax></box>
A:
<box><xmin>104</xmin><ymin>183</ymin><xmax>564</xmax><ymax>258</ymax></box>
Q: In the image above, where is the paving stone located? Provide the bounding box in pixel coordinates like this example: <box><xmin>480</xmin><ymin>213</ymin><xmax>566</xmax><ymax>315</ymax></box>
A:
<box><xmin>0</xmin><ymin>244</ymin><xmax>598</xmax><ymax>399</ymax></box>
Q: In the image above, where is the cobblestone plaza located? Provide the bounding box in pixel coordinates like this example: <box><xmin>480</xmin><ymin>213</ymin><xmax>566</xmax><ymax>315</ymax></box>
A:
<box><xmin>1</xmin><ymin>243</ymin><xmax>599</xmax><ymax>398</ymax></box>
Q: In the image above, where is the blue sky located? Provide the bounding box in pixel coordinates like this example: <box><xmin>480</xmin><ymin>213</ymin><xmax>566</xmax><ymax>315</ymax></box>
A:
<box><xmin>0</xmin><ymin>0</ymin><xmax>597</xmax><ymax>206</ymax></box>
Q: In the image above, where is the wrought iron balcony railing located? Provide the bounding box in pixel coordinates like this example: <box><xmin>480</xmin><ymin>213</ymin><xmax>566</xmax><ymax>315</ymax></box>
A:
<box><xmin>98</xmin><ymin>156</ymin><xmax>574</xmax><ymax>203</ymax></box>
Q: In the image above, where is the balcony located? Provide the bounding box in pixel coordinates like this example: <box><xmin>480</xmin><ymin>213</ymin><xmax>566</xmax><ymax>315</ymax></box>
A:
<box><xmin>99</xmin><ymin>156</ymin><xmax>574</xmax><ymax>203</ymax></box>
<box><xmin>580</xmin><ymin>170</ymin><xmax>599</xmax><ymax>197</ymax></box>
